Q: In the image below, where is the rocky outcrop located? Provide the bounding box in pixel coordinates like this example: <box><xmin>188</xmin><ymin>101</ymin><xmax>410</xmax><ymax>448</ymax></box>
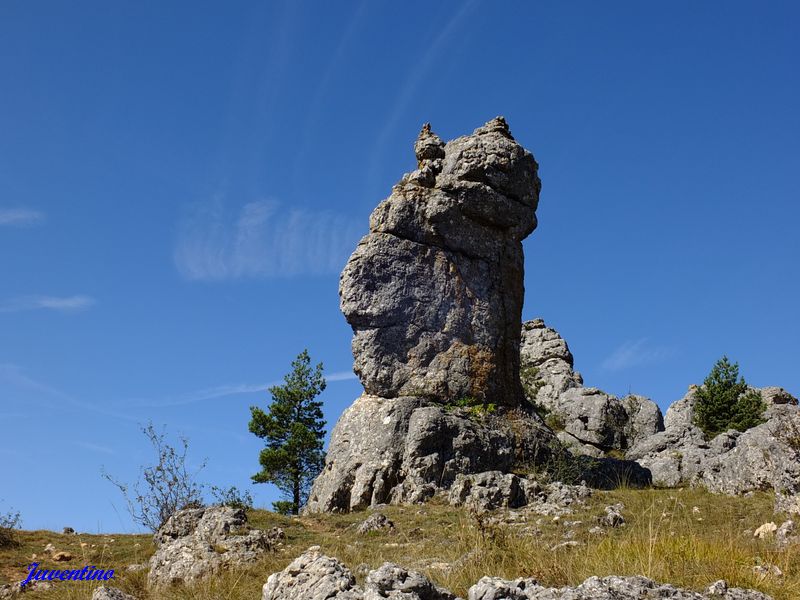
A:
<box><xmin>520</xmin><ymin>319</ymin><xmax>663</xmax><ymax>455</ymax></box>
<box><xmin>262</xmin><ymin>549</ymin><xmax>771</xmax><ymax>600</ymax></box>
<box><xmin>447</xmin><ymin>472</ymin><xmax>596</xmax><ymax>515</ymax></box>
<box><xmin>305</xmin><ymin>396</ymin><xmax>558</xmax><ymax>513</ymax></box>
<box><xmin>340</xmin><ymin>117</ymin><xmax>540</xmax><ymax>406</ymax></box>
<box><xmin>148</xmin><ymin>506</ymin><xmax>284</xmax><ymax>587</ymax></box>
<box><xmin>627</xmin><ymin>386</ymin><xmax>800</xmax><ymax>496</ymax></box>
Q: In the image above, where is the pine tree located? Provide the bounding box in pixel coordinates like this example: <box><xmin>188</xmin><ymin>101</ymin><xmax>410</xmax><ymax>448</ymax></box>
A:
<box><xmin>694</xmin><ymin>356</ymin><xmax>766</xmax><ymax>438</ymax></box>
<box><xmin>249</xmin><ymin>350</ymin><xmax>327</xmax><ymax>514</ymax></box>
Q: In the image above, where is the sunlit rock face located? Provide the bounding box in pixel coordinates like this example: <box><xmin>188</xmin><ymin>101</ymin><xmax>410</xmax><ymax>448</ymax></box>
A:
<box><xmin>340</xmin><ymin>117</ymin><xmax>540</xmax><ymax>406</ymax></box>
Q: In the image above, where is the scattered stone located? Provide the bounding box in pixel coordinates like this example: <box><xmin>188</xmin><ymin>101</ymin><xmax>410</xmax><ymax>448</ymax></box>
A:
<box><xmin>43</xmin><ymin>543</ymin><xmax>55</xmax><ymax>554</ymax></box>
<box><xmin>356</xmin><ymin>513</ymin><xmax>394</xmax><ymax>535</ymax></box>
<box><xmin>588</xmin><ymin>526</ymin><xmax>605</xmax><ymax>535</ymax></box>
<box><xmin>753</xmin><ymin>522</ymin><xmax>778</xmax><ymax>539</ymax></box>
<box><xmin>598</xmin><ymin>504</ymin><xmax>625</xmax><ymax>528</ymax></box>
<box><xmin>148</xmin><ymin>505</ymin><xmax>283</xmax><ymax>586</ymax></box>
<box><xmin>91</xmin><ymin>587</ymin><xmax>138</xmax><ymax>600</ymax></box>
<box><xmin>468</xmin><ymin>576</ymin><xmax>539</xmax><ymax>600</ymax></box>
<box><xmin>549</xmin><ymin>541</ymin><xmax>579</xmax><ymax>551</ymax></box>
<box><xmin>62</xmin><ymin>527</ymin><xmax>75</xmax><ymax>535</ymax></box>
<box><xmin>752</xmin><ymin>565</ymin><xmax>783</xmax><ymax>579</ymax></box>
<box><xmin>52</xmin><ymin>551</ymin><xmax>73</xmax><ymax>561</ymax></box>
<box><xmin>775</xmin><ymin>520</ymin><xmax>794</xmax><ymax>546</ymax></box>
<box><xmin>126</xmin><ymin>563</ymin><xmax>148</xmax><ymax>572</ymax></box>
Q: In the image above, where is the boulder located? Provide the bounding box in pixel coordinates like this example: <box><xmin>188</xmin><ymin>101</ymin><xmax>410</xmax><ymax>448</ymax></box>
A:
<box><xmin>148</xmin><ymin>506</ymin><xmax>283</xmax><ymax>587</ymax></box>
<box><xmin>448</xmin><ymin>471</ymin><xmax>536</xmax><ymax>511</ymax></box>
<box><xmin>91</xmin><ymin>588</ymin><xmax>137</xmax><ymax>600</ymax></box>
<box><xmin>305</xmin><ymin>396</ymin><xmax>557</xmax><ymax>513</ymax></box>
<box><xmin>261</xmin><ymin>547</ymin><xmax>457</xmax><ymax>600</ymax></box>
<box><xmin>519</xmin><ymin>319</ymin><xmax>663</xmax><ymax>454</ymax></box>
<box><xmin>262</xmin><ymin>547</ymin><xmax>362</xmax><ymax>600</ymax></box>
<box><xmin>357</xmin><ymin>513</ymin><xmax>394</xmax><ymax>535</ymax></box>
<box><xmin>340</xmin><ymin>117</ymin><xmax>540</xmax><ymax>406</ymax></box>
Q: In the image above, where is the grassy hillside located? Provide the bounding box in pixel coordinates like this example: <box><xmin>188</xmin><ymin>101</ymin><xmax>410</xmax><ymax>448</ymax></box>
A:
<box><xmin>2</xmin><ymin>487</ymin><xmax>797</xmax><ymax>599</ymax></box>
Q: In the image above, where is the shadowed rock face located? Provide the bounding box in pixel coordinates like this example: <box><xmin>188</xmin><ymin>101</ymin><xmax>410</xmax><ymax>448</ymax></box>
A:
<box><xmin>340</xmin><ymin>117</ymin><xmax>540</xmax><ymax>406</ymax></box>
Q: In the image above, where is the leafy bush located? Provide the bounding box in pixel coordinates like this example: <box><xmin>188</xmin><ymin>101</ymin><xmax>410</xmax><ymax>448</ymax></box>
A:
<box><xmin>694</xmin><ymin>356</ymin><xmax>766</xmax><ymax>438</ymax></box>
<box><xmin>103</xmin><ymin>422</ymin><xmax>207</xmax><ymax>531</ymax></box>
<box><xmin>211</xmin><ymin>485</ymin><xmax>254</xmax><ymax>510</ymax></box>
<box><xmin>0</xmin><ymin>505</ymin><xmax>21</xmax><ymax>548</ymax></box>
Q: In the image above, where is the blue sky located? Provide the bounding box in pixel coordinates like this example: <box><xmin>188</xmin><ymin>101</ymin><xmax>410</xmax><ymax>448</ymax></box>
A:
<box><xmin>1</xmin><ymin>1</ymin><xmax>798</xmax><ymax>533</ymax></box>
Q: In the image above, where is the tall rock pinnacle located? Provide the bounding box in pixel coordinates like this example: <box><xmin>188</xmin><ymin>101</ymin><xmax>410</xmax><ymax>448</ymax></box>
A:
<box><xmin>339</xmin><ymin>117</ymin><xmax>541</xmax><ymax>406</ymax></box>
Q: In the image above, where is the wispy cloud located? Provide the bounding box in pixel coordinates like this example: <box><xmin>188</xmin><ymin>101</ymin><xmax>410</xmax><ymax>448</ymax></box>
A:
<box><xmin>0</xmin><ymin>363</ymin><xmax>139</xmax><ymax>422</ymax></box>
<box><xmin>0</xmin><ymin>363</ymin><xmax>70</xmax><ymax>401</ymax></box>
<box><xmin>0</xmin><ymin>295</ymin><xmax>95</xmax><ymax>313</ymax></box>
<box><xmin>600</xmin><ymin>339</ymin><xmax>674</xmax><ymax>371</ymax></box>
<box><xmin>174</xmin><ymin>198</ymin><xmax>361</xmax><ymax>281</ymax></box>
<box><xmin>128</xmin><ymin>370</ymin><xmax>358</xmax><ymax>408</ymax></box>
<box><xmin>0</xmin><ymin>208</ymin><xmax>44</xmax><ymax>226</ymax></box>
<box><xmin>74</xmin><ymin>441</ymin><xmax>115</xmax><ymax>455</ymax></box>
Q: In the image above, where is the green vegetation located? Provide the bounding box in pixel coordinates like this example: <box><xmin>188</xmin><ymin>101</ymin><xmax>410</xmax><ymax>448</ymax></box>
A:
<box><xmin>249</xmin><ymin>350</ymin><xmax>327</xmax><ymax>515</ymax></box>
<box><xmin>544</xmin><ymin>412</ymin><xmax>566</xmax><ymax>432</ymax></box>
<box><xmin>694</xmin><ymin>357</ymin><xmax>766</xmax><ymax>438</ymax></box>
<box><xmin>2</xmin><ymin>488</ymin><xmax>797</xmax><ymax>600</ymax></box>
<box><xmin>102</xmin><ymin>423</ymin><xmax>206</xmax><ymax>532</ymax></box>
<box><xmin>446</xmin><ymin>395</ymin><xmax>497</xmax><ymax>419</ymax></box>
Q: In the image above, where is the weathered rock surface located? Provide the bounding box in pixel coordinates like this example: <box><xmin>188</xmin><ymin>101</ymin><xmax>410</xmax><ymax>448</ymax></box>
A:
<box><xmin>357</xmin><ymin>513</ymin><xmax>394</xmax><ymax>535</ymax></box>
<box><xmin>305</xmin><ymin>395</ymin><xmax>558</xmax><ymax>513</ymax></box>
<box><xmin>520</xmin><ymin>319</ymin><xmax>663</xmax><ymax>454</ymax></box>
<box><xmin>91</xmin><ymin>587</ymin><xmax>137</xmax><ymax>600</ymax></box>
<box><xmin>148</xmin><ymin>506</ymin><xmax>283</xmax><ymax>586</ymax></box>
<box><xmin>468</xmin><ymin>575</ymin><xmax>772</xmax><ymax>599</ymax></box>
<box><xmin>627</xmin><ymin>387</ymin><xmax>800</xmax><ymax>496</ymax></box>
<box><xmin>341</xmin><ymin>117</ymin><xmax>540</xmax><ymax>406</ymax></box>
<box><xmin>261</xmin><ymin>547</ymin><xmax>457</xmax><ymax>600</ymax></box>
<box><xmin>262</xmin><ymin>550</ymin><xmax>771</xmax><ymax>600</ymax></box>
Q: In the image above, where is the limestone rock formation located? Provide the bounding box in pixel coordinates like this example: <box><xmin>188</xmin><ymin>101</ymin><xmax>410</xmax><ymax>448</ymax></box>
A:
<box><xmin>261</xmin><ymin>549</ymin><xmax>772</xmax><ymax>600</ymax></box>
<box><xmin>340</xmin><ymin>117</ymin><xmax>540</xmax><ymax>406</ymax></box>
<box><xmin>520</xmin><ymin>319</ymin><xmax>663</xmax><ymax>455</ymax></box>
<box><xmin>148</xmin><ymin>506</ymin><xmax>284</xmax><ymax>586</ymax></box>
<box><xmin>305</xmin><ymin>395</ymin><xmax>557</xmax><ymax>513</ymax></box>
<box><xmin>627</xmin><ymin>386</ymin><xmax>800</xmax><ymax>495</ymax></box>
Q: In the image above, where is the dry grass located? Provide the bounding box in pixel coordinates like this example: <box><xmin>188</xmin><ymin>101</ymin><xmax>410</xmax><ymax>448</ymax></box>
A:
<box><xmin>3</xmin><ymin>487</ymin><xmax>798</xmax><ymax>599</ymax></box>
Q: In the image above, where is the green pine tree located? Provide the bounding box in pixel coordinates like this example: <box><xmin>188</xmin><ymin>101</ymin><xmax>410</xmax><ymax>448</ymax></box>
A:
<box><xmin>249</xmin><ymin>350</ymin><xmax>327</xmax><ymax>515</ymax></box>
<box><xmin>693</xmin><ymin>356</ymin><xmax>766</xmax><ymax>438</ymax></box>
